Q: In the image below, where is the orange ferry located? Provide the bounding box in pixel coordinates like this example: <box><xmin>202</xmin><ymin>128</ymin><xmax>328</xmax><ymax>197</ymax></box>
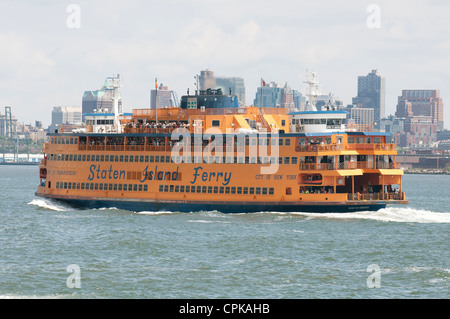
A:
<box><xmin>36</xmin><ymin>77</ymin><xmax>408</xmax><ymax>213</ymax></box>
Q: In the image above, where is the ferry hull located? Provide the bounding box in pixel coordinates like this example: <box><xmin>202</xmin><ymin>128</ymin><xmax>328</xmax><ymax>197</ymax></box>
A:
<box><xmin>36</xmin><ymin>193</ymin><xmax>389</xmax><ymax>213</ymax></box>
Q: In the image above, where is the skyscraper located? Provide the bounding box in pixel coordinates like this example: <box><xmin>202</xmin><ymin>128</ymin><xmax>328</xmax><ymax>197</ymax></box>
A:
<box><xmin>199</xmin><ymin>69</ymin><xmax>216</xmax><ymax>91</ymax></box>
<box><xmin>253</xmin><ymin>81</ymin><xmax>283</xmax><ymax>108</ymax></box>
<box><xmin>352</xmin><ymin>69</ymin><xmax>385</xmax><ymax>127</ymax></box>
<box><xmin>49</xmin><ymin>106</ymin><xmax>82</xmax><ymax>133</ymax></box>
<box><xmin>150</xmin><ymin>84</ymin><xmax>173</xmax><ymax>109</ymax></box>
<box><xmin>82</xmin><ymin>77</ymin><xmax>122</xmax><ymax>121</ymax></box>
<box><xmin>215</xmin><ymin>77</ymin><xmax>246</xmax><ymax>107</ymax></box>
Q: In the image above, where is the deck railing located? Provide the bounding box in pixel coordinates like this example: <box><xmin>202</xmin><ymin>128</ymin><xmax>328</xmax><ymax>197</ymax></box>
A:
<box><xmin>347</xmin><ymin>192</ymin><xmax>405</xmax><ymax>201</ymax></box>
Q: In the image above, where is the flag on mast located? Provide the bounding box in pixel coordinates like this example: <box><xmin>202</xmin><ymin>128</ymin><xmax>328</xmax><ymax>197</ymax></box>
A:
<box><xmin>261</xmin><ymin>78</ymin><xmax>266</xmax><ymax>87</ymax></box>
<box><xmin>155</xmin><ymin>78</ymin><xmax>158</xmax><ymax>89</ymax></box>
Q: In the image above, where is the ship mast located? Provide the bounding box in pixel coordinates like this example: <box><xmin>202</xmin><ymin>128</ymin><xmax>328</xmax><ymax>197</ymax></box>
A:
<box><xmin>303</xmin><ymin>70</ymin><xmax>319</xmax><ymax>111</ymax></box>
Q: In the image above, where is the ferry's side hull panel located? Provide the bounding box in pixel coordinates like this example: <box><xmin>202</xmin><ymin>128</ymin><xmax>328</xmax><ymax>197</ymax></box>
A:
<box><xmin>36</xmin><ymin>193</ymin><xmax>387</xmax><ymax>213</ymax></box>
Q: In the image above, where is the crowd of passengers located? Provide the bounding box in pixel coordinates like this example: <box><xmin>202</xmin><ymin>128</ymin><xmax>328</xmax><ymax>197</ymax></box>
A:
<box><xmin>126</xmin><ymin>121</ymin><xmax>189</xmax><ymax>129</ymax></box>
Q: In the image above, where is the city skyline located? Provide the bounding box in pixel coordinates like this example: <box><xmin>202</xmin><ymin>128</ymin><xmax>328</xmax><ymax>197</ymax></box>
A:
<box><xmin>0</xmin><ymin>1</ymin><xmax>449</xmax><ymax>128</ymax></box>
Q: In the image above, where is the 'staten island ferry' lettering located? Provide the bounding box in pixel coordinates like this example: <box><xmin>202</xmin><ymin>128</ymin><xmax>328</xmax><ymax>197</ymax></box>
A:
<box><xmin>36</xmin><ymin>74</ymin><xmax>408</xmax><ymax>213</ymax></box>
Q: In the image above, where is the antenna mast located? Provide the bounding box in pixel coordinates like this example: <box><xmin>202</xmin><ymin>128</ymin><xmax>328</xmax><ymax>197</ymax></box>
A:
<box><xmin>303</xmin><ymin>70</ymin><xmax>319</xmax><ymax>111</ymax></box>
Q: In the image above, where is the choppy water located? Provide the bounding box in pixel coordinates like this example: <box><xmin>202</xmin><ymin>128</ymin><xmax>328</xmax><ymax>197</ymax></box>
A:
<box><xmin>0</xmin><ymin>166</ymin><xmax>448</xmax><ymax>299</ymax></box>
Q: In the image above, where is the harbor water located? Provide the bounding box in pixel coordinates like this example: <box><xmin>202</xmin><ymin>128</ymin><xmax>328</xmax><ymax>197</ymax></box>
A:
<box><xmin>0</xmin><ymin>165</ymin><xmax>448</xmax><ymax>299</ymax></box>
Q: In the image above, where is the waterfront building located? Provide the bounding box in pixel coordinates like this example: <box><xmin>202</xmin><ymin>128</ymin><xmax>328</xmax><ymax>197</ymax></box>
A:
<box><xmin>398</xmin><ymin>90</ymin><xmax>444</xmax><ymax>130</ymax></box>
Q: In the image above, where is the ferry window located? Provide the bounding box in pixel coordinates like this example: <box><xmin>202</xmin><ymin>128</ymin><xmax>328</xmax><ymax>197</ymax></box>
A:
<box><xmin>109</xmin><ymin>184</ymin><xmax>113</xmax><ymax>191</ymax></box>
<box><xmin>119</xmin><ymin>155</ymin><xmax>123</xmax><ymax>162</ymax></box>
<box><xmin>133</xmin><ymin>184</ymin><xmax>137</xmax><ymax>192</ymax></box>
<box><xmin>129</xmin><ymin>156</ymin><xmax>134</xmax><ymax>163</ymax></box>
<box><xmin>325</xmin><ymin>137</ymin><xmax>332</xmax><ymax>144</ymax></box>
<box><xmin>114</xmin><ymin>184</ymin><xmax>117</xmax><ymax>191</ymax></box>
<box><xmin>278</xmin><ymin>157</ymin><xmax>283</xmax><ymax>164</ymax></box>
<box><xmin>68</xmin><ymin>183</ymin><xmax>72</xmax><ymax>190</ymax></box>
<box><xmin>74</xmin><ymin>138</ymin><xmax>78</xmax><ymax>144</ymax></box>
<box><xmin>285</xmin><ymin>138</ymin><xmax>290</xmax><ymax>146</ymax></box>
<box><xmin>365</xmin><ymin>137</ymin><xmax>371</xmax><ymax>144</ymax></box>
<box><xmin>231</xmin><ymin>187</ymin><xmax>236</xmax><ymax>194</ymax></box>
<box><xmin>135</xmin><ymin>156</ymin><xmax>139</xmax><ymax>162</ymax></box>
<box><xmin>155</xmin><ymin>156</ymin><xmax>159</xmax><ymax>163</ymax></box>
<box><xmin>100</xmin><ymin>155</ymin><xmax>104</xmax><ymax>162</ymax></box>
<box><xmin>180</xmin><ymin>186</ymin><xmax>185</xmax><ymax>192</ymax></box>
<box><xmin>118</xmin><ymin>184</ymin><xmax>123</xmax><ymax>191</ymax></box>
<box><xmin>164</xmin><ymin>185</ymin><xmax>168</xmax><ymax>192</ymax></box>
<box><xmin>78</xmin><ymin>155</ymin><xmax>82</xmax><ymax>161</ymax></box>
<box><xmin>208</xmin><ymin>186</ymin><xmax>212</xmax><ymax>193</ymax></box>
<box><xmin>285</xmin><ymin>187</ymin><xmax>292</xmax><ymax>195</ymax></box>
<box><xmin>159</xmin><ymin>185</ymin><xmax>163</xmax><ymax>192</ymax></box>
<box><xmin>69</xmin><ymin>154</ymin><xmax>73</xmax><ymax>161</ymax></box>
<box><xmin>269</xmin><ymin>188</ymin><xmax>274</xmax><ymax>195</ymax></box>
<box><xmin>238</xmin><ymin>157</ymin><xmax>244</xmax><ymax>164</ymax></box>
<box><xmin>166</xmin><ymin>156</ymin><xmax>170</xmax><ymax>163</ymax></box>
<box><xmin>105</xmin><ymin>155</ymin><xmax>109</xmax><ymax>162</ymax></box>
<box><xmin>191</xmin><ymin>185</ymin><xmax>196</xmax><ymax>193</ymax></box>
<box><xmin>356</xmin><ymin>137</ymin><xmax>364</xmax><ymax>144</ymax></box>
<box><xmin>77</xmin><ymin>183</ymin><xmax>80</xmax><ymax>190</ymax></box>
<box><xmin>251</xmin><ymin>138</ymin><xmax>257</xmax><ymax>146</ymax></box>
<box><xmin>145</xmin><ymin>156</ymin><xmax>149</xmax><ymax>162</ymax></box>
<box><xmin>314</xmin><ymin>119</ymin><xmax>320</xmax><ymax>124</ymax></box>
<box><xmin>213</xmin><ymin>186</ymin><xmax>218</xmax><ymax>194</ymax></box>
<box><xmin>143</xmin><ymin>185</ymin><xmax>148</xmax><ymax>192</ymax></box>
<box><xmin>202</xmin><ymin>186</ymin><xmax>207</xmax><ymax>193</ymax></box>
<box><xmin>150</xmin><ymin>156</ymin><xmax>154</xmax><ymax>162</ymax></box>
<box><xmin>281</xmin><ymin>120</ymin><xmax>286</xmax><ymax>126</ymax></box>
<box><xmin>196</xmin><ymin>186</ymin><xmax>201</xmax><ymax>193</ymax></box>
<box><xmin>56</xmin><ymin>182</ymin><xmax>59</xmax><ymax>189</ymax></box>
<box><xmin>225</xmin><ymin>187</ymin><xmax>230</xmax><ymax>194</ymax></box>
<box><xmin>348</xmin><ymin>136</ymin><xmax>355</xmax><ymax>143</ymax></box>
<box><xmin>237</xmin><ymin>187</ymin><xmax>242</xmax><ymax>194</ymax></box>
<box><xmin>374</xmin><ymin>137</ymin><xmax>381</xmax><ymax>144</ymax></box>
<box><xmin>291</xmin><ymin>157</ymin><xmax>298</xmax><ymax>164</ymax></box>
<box><xmin>284</xmin><ymin>157</ymin><xmax>290</xmax><ymax>164</ymax></box>
<box><xmin>124</xmin><ymin>155</ymin><xmax>128</xmax><ymax>162</ymax></box>
<box><xmin>123</xmin><ymin>184</ymin><xmax>127</xmax><ymax>191</ymax></box>
<box><xmin>245</xmin><ymin>157</ymin><xmax>249</xmax><ymax>164</ymax></box>
<box><xmin>243</xmin><ymin>187</ymin><xmax>248</xmax><ymax>195</ymax></box>
<box><xmin>212</xmin><ymin>120</ymin><xmax>220</xmax><ymax>127</ymax></box>
<box><xmin>185</xmin><ymin>185</ymin><xmax>190</xmax><ymax>193</ymax></box>
<box><xmin>219</xmin><ymin>186</ymin><xmax>224</xmax><ymax>194</ymax></box>
<box><xmin>174</xmin><ymin>185</ymin><xmax>179</xmax><ymax>192</ymax></box>
<box><xmin>262</xmin><ymin>188</ymin><xmax>267</xmax><ymax>195</ymax></box>
<box><xmin>99</xmin><ymin>184</ymin><xmax>103</xmax><ymax>190</ymax></box>
<box><xmin>256</xmin><ymin>187</ymin><xmax>261</xmax><ymax>195</ymax></box>
<box><xmin>96</xmin><ymin>155</ymin><xmax>100</xmax><ymax>162</ymax></box>
<box><xmin>95</xmin><ymin>183</ymin><xmax>99</xmax><ymax>190</ymax></box>
<box><xmin>250</xmin><ymin>157</ymin><xmax>256</xmax><ymax>164</ymax></box>
<box><xmin>249</xmin><ymin>187</ymin><xmax>254</xmax><ymax>195</ymax></box>
<box><xmin>139</xmin><ymin>156</ymin><xmax>144</xmax><ymax>163</ymax></box>
<box><xmin>279</xmin><ymin>139</ymin><xmax>283</xmax><ymax>146</ymax></box>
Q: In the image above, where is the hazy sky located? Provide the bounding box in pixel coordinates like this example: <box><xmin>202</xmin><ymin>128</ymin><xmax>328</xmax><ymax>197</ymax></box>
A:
<box><xmin>0</xmin><ymin>0</ymin><xmax>449</xmax><ymax>128</ymax></box>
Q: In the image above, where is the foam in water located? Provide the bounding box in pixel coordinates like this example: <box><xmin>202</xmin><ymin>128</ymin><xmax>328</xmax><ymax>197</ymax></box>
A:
<box><xmin>28</xmin><ymin>199</ymin><xmax>69</xmax><ymax>212</ymax></box>
<box><xmin>290</xmin><ymin>206</ymin><xmax>450</xmax><ymax>223</ymax></box>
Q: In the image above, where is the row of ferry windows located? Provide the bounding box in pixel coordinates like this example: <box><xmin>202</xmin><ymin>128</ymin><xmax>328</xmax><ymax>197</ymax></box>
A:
<box><xmin>56</xmin><ymin>181</ymin><xmax>148</xmax><ymax>192</ymax></box>
<box><xmin>159</xmin><ymin>184</ymin><xmax>275</xmax><ymax>195</ymax></box>
<box><xmin>55</xmin><ymin>181</ymin><xmax>275</xmax><ymax>196</ymax></box>
<box><xmin>49</xmin><ymin>153</ymin><xmax>301</xmax><ymax>165</ymax></box>
<box><xmin>51</xmin><ymin>136</ymin><xmax>293</xmax><ymax>146</ymax></box>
